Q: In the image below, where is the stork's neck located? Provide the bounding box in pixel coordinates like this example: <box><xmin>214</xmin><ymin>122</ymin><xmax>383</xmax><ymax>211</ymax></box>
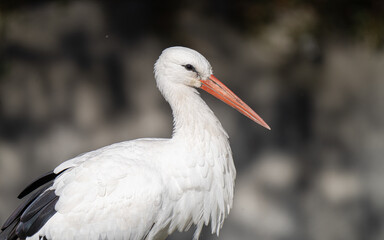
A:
<box><xmin>156</xmin><ymin>79</ymin><xmax>236</xmax><ymax>237</ymax></box>
<box><xmin>162</xmin><ymin>83</ymin><xmax>228</xmax><ymax>142</ymax></box>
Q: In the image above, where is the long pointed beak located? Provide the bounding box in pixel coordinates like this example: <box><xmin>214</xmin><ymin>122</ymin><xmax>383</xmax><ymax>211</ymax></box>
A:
<box><xmin>200</xmin><ymin>75</ymin><xmax>271</xmax><ymax>130</ymax></box>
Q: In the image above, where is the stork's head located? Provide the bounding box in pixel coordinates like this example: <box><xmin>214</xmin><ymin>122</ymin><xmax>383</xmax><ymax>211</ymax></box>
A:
<box><xmin>155</xmin><ymin>46</ymin><xmax>212</xmax><ymax>88</ymax></box>
<box><xmin>155</xmin><ymin>46</ymin><xmax>270</xmax><ymax>130</ymax></box>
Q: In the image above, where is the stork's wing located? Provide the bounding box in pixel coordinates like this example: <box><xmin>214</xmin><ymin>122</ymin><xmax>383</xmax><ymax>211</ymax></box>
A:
<box><xmin>1</xmin><ymin>140</ymin><xmax>167</xmax><ymax>240</ymax></box>
<box><xmin>0</xmin><ymin>169</ymin><xmax>68</xmax><ymax>240</ymax></box>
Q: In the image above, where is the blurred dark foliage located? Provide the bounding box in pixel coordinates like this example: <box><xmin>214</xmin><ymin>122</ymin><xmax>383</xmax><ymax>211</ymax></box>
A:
<box><xmin>1</xmin><ymin>0</ymin><xmax>383</xmax><ymax>43</ymax></box>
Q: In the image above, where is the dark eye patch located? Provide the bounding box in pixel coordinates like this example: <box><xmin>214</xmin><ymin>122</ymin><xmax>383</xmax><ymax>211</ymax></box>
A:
<box><xmin>183</xmin><ymin>64</ymin><xmax>197</xmax><ymax>72</ymax></box>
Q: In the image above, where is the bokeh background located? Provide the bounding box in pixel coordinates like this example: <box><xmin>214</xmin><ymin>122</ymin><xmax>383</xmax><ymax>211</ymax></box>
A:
<box><xmin>0</xmin><ymin>1</ymin><xmax>384</xmax><ymax>239</ymax></box>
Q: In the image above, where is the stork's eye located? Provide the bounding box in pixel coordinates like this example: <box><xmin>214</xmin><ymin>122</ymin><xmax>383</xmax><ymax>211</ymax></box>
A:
<box><xmin>183</xmin><ymin>64</ymin><xmax>196</xmax><ymax>72</ymax></box>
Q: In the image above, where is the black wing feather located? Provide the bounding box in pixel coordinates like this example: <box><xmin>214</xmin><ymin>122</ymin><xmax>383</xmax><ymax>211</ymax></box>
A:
<box><xmin>26</xmin><ymin>197</ymin><xmax>58</xmax><ymax>237</ymax></box>
<box><xmin>16</xmin><ymin>192</ymin><xmax>59</xmax><ymax>239</ymax></box>
<box><xmin>0</xmin><ymin>168</ymin><xmax>68</xmax><ymax>240</ymax></box>
<box><xmin>18</xmin><ymin>171</ymin><xmax>57</xmax><ymax>199</ymax></box>
<box><xmin>1</xmin><ymin>185</ymin><xmax>47</xmax><ymax>231</ymax></box>
<box><xmin>20</xmin><ymin>190</ymin><xmax>58</xmax><ymax>222</ymax></box>
<box><xmin>0</xmin><ymin>220</ymin><xmax>18</xmax><ymax>240</ymax></box>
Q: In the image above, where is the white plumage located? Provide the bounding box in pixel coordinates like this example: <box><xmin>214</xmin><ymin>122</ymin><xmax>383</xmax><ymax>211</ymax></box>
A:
<box><xmin>0</xmin><ymin>46</ymin><xmax>270</xmax><ymax>240</ymax></box>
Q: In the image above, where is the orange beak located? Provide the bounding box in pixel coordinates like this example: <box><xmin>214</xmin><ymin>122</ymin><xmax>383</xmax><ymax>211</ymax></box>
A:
<box><xmin>200</xmin><ymin>75</ymin><xmax>271</xmax><ymax>130</ymax></box>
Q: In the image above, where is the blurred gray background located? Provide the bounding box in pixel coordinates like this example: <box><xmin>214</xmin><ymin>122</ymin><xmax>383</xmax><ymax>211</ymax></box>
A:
<box><xmin>0</xmin><ymin>0</ymin><xmax>384</xmax><ymax>239</ymax></box>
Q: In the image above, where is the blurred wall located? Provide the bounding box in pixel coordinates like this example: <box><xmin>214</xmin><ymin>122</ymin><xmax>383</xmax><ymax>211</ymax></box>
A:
<box><xmin>0</xmin><ymin>1</ymin><xmax>384</xmax><ymax>239</ymax></box>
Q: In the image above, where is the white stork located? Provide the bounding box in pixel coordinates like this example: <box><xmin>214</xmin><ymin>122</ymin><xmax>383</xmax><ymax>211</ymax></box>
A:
<box><xmin>0</xmin><ymin>46</ymin><xmax>270</xmax><ymax>240</ymax></box>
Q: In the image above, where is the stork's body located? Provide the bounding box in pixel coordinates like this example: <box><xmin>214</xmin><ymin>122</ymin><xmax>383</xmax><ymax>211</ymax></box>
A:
<box><xmin>0</xmin><ymin>47</ymin><xmax>269</xmax><ymax>240</ymax></box>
